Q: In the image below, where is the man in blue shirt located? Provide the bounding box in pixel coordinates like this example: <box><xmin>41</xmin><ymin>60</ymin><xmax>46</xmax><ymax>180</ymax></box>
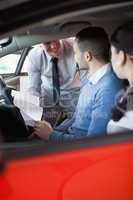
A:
<box><xmin>34</xmin><ymin>26</ymin><xmax>123</xmax><ymax>142</ymax></box>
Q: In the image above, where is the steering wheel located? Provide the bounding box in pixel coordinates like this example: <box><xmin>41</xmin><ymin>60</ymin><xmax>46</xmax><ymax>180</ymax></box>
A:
<box><xmin>0</xmin><ymin>76</ymin><xmax>14</xmax><ymax>105</ymax></box>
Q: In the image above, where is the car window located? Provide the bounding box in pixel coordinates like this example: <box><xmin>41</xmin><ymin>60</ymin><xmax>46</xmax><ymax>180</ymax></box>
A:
<box><xmin>0</xmin><ymin>53</ymin><xmax>21</xmax><ymax>74</ymax></box>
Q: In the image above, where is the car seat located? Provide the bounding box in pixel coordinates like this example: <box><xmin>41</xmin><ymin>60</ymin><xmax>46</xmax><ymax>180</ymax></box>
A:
<box><xmin>0</xmin><ymin>104</ymin><xmax>30</xmax><ymax>142</ymax></box>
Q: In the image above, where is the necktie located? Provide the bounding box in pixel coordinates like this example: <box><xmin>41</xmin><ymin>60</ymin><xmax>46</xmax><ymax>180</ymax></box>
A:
<box><xmin>51</xmin><ymin>57</ymin><xmax>60</xmax><ymax>104</ymax></box>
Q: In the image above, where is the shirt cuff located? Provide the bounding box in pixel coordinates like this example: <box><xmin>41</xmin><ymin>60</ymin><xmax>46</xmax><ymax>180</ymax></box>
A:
<box><xmin>49</xmin><ymin>130</ymin><xmax>75</xmax><ymax>142</ymax></box>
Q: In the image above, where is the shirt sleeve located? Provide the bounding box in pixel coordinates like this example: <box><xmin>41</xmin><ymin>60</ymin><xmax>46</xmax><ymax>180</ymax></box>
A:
<box><xmin>26</xmin><ymin>49</ymin><xmax>42</xmax><ymax>96</ymax></box>
<box><xmin>87</xmin><ymin>89</ymin><xmax>115</xmax><ymax>136</ymax></box>
<box><xmin>54</xmin><ymin>116</ymin><xmax>75</xmax><ymax>131</ymax></box>
<box><xmin>49</xmin><ymin>89</ymin><xmax>116</xmax><ymax>142</ymax></box>
<box><xmin>49</xmin><ymin>125</ymin><xmax>89</xmax><ymax>142</ymax></box>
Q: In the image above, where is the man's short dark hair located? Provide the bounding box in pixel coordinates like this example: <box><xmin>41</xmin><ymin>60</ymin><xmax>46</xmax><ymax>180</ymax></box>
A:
<box><xmin>111</xmin><ymin>21</ymin><xmax>133</xmax><ymax>55</ymax></box>
<box><xmin>76</xmin><ymin>26</ymin><xmax>110</xmax><ymax>62</ymax></box>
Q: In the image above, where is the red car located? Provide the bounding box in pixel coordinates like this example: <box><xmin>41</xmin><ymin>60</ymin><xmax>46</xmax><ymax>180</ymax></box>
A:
<box><xmin>0</xmin><ymin>0</ymin><xmax>133</xmax><ymax>199</ymax></box>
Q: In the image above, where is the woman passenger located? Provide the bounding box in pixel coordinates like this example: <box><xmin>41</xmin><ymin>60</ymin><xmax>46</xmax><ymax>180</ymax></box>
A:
<box><xmin>107</xmin><ymin>22</ymin><xmax>133</xmax><ymax>134</ymax></box>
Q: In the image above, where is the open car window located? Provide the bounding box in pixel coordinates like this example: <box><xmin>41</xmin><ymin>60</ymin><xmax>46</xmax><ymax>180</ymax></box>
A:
<box><xmin>0</xmin><ymin>52</ymin><xmax>21</xmax><ymax>74</ymax></box>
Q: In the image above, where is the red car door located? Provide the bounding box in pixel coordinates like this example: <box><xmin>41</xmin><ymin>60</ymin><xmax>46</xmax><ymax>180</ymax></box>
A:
<box><xmin>0</xmin><ymin>134</ymin><xmax>133</xmax><ymax>200</ymax></box>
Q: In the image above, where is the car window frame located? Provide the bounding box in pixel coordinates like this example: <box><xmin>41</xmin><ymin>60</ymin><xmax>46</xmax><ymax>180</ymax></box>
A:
<box><xmin>0</xmin><ymin>47</ymin><xmax>31</xmax><ymax>80</ymax></box>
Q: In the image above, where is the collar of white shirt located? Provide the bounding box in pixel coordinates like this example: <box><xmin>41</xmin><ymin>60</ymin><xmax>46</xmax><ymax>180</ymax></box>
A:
<box><xmin>88</xmin><ymin>63</ymin><xmax>110</xmax><ymax>85</ymax></box>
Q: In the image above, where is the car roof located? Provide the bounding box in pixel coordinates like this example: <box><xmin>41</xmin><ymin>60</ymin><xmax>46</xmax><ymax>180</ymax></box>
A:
<box><xmin>0</xmin><ymin>0</ymin><xmax>133</xmax><ymax>57</ymax></box>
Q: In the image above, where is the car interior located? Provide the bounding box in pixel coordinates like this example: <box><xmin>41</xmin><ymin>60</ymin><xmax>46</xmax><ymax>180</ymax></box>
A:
<box><xmin>0</xmin><ymin>1</ymin><xmax>133</xmax><ymax>143</ymax></box>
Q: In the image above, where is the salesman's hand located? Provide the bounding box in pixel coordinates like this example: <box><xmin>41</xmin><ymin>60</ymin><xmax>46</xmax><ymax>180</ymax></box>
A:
<box><xmin>34</xmin><ymin>121</ymin><xmax>53</xmax><ymax>140</ymax></box>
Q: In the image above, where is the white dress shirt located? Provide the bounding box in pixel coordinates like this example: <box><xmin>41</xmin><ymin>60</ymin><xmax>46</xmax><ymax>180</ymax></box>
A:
<box><xmin>26</xmin><ymin>39</ymin><xmax>80</xmax><ymax>97</ymax></box>
<box><xmin>88</xmin><ymin>63</ymin><xmax>110</xmax><ymax>84</ymax></box>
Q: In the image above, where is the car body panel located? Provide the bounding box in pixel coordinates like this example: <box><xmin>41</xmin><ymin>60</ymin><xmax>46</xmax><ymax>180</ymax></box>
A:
<box><xmin>0</xmin><ymin>139</ymin><xmax>133</xmax><ymax>200</ymax></box>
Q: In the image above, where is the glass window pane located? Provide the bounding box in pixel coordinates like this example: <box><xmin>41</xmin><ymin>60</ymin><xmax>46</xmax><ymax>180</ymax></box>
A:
<box><xmin>0</xmin><ymin>54</ymin><xmax>21</xmax><ymax>74</ymax></box>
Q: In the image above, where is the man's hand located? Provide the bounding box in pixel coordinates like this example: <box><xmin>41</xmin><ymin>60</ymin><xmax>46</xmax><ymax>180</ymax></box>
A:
<box><xmin>34</xmin><ymin>121</ymin><xmax>53</xmax><ymax>140</ymax></box>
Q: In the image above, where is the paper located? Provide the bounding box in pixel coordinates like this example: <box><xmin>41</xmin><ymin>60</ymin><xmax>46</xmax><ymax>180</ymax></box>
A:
<box><xmin>20</xmin><ymin>110</ymin><xmax>36</xmax><ymax>127</ymax></box>
<box><xmin>12</xmin><ymin>91</ymin><xmax>43</xmax><ymax>122</ymax></box>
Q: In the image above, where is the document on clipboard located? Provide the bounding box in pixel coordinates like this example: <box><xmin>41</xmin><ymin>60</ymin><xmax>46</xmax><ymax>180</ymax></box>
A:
<box><xmin>12</xmin><ymin>91</ymin><xmax>43</xmax><ymax>126</ymax></box>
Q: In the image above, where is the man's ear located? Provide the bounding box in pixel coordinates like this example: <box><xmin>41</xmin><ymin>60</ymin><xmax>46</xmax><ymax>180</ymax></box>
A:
<box><xmin>119</xmin><ymin>50</ymin><xmax>126</xmax><ymax>66</ymax></box>
<box><xmin>84</xmin><ymin>51</ymin><xmax>92</xmax><ymax>62</ymax></box>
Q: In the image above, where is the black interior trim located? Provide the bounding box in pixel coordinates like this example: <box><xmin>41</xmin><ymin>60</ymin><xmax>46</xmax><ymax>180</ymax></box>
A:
<box><xmin>1</xmin><ymin>132</ymin><xmax>133</xmax><ymax>161</ymax></box>
<box><xmin>0</xmin><ymin>0</ymin><xmax>131</xmax><ymax>35</ymax></box>
<box><xmin>0</xmin><ymin>37</ymin><xmax>12</xmax><ymax>47</ymax></box>
<box><xmin>15</xmin><ymin>47</ymin><xmax>31</xmax><ymax>75</ymax></box>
